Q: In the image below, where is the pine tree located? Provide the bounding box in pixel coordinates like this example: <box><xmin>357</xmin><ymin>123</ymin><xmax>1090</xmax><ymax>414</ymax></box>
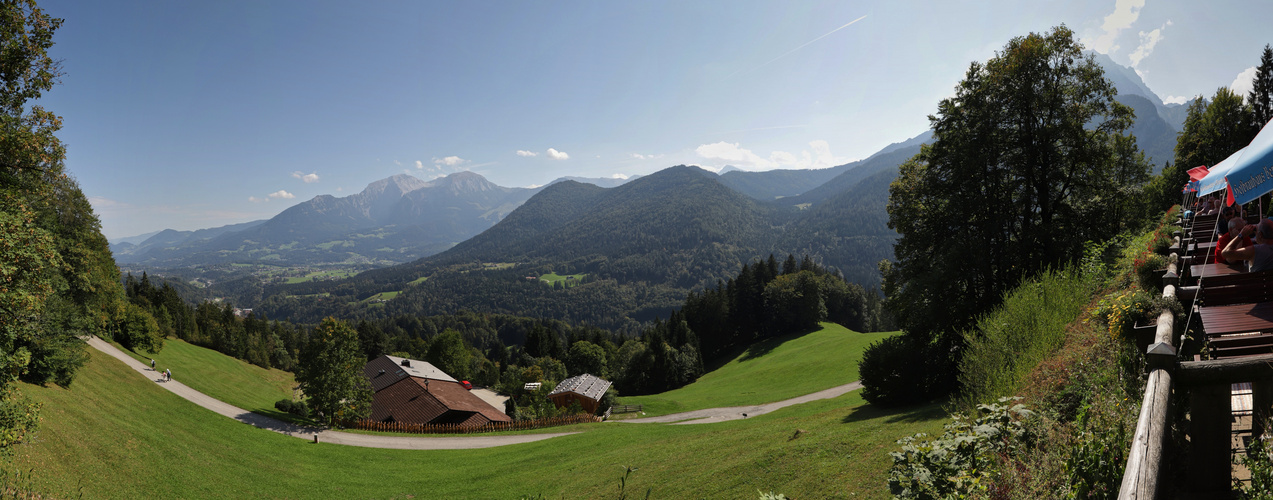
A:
<box><xmin>1250</xmin><ymin>44</ymin><xmax>1273</xmax><ymax>129</ymax></box>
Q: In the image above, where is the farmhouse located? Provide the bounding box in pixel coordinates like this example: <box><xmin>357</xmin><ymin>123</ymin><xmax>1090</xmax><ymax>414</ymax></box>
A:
<box><xmin>547</xmin><ymin>373</ymin><xmax>612</xmax><ymax>414</ymax></box>
<box><xmin>363</xmin><ymin>354</ymin><xmax>510</xmax><ymax>427</ymax></box>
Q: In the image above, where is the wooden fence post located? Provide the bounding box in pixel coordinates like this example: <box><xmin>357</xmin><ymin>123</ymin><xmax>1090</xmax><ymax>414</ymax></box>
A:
<box><xmin>1190</xmin><ymin>382</ymin><xmax>1232</xmax><ymax>497</ymax></box>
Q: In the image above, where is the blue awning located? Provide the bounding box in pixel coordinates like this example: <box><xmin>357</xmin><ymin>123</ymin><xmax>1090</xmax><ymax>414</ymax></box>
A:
<box><xmin>1197</xmin><ymin>147</ymin><xmax>1248</xmax><ymax>195</ymax></box>
<box><xmin>1227</xmin><ymin>118</ymin><xmax>1273</xmax><ymax>205</ymax></box>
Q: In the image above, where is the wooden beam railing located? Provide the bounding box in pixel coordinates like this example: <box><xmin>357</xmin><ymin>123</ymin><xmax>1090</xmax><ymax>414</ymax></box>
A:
<box><xmin>1117</xmin><ymin>284</ymin><xmax>1177</xmax><ymax>500</ymax></box>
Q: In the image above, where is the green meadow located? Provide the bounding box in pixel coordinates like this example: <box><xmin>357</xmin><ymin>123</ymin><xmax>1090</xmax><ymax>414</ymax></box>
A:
<box><xmin>113</xmin><ymin>338</ymin><xmax>296</xmax><ymax>420</ymax></box>
<box><xmin>12</xmin><ymin>326</ymin><xmax>939</xmax><ymax>498</ymax></box>
<box><xmin>621</xmin><ymin>323</ymin><xmax>895</xmax><ymax>416</ymax></box>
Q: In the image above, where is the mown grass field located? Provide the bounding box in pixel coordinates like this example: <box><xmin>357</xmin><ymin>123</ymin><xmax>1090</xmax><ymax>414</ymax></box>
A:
<box><xmin>620</xmin><ymin>323</ymin><xmax>896</xmax><ymax>416</ymax></box>
<box><xmin>114</xmin><ymin>338</ymin><xmax>295</xmax><ymax>420</ymax></box>
<box><xmin>538</xmin><ymin>272</ymin><xmax>587</xmax><ymax>286</ymax></box>
<box><xmin>13</xmin><ymin>345</ymin><xmax>943</xmax><ymax>499</ymax></box>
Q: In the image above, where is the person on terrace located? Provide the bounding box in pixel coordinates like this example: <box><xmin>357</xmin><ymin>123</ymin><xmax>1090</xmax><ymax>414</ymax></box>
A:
<box><xmin>1216</xmin><ymin>217</ymin><xmax>1251</xmax><ymax>265</ymax></box>
<box><xmin>1222</xmin><ymin>219</ymin><xmax>1273</xmax><ymax>272</ymax></box>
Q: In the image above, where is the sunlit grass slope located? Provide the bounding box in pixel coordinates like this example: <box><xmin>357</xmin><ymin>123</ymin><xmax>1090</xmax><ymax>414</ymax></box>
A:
<box><xmin>15</xmin><ymin>343</ymin><xmax>941</xmax><ymax>498</ymax></box>
<box><xmin>621</xmin><ymin>323</ymin><xmax>897</xmax><ymax>416</ymax></box>
<box><xmin>115</xmin><ymin>337</ymin><xmax>294</xmax><ymax>418</ymax></box>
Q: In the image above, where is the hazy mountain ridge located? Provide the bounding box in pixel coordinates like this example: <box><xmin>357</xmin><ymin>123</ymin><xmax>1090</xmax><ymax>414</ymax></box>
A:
<box><xmin>114</xmin><ymin>171</ymin><xmax>541</xmax><ymax>267</ymax></box>
<box><xmin>257</xmin><ymin>164</ymin><xmax>897</xmax><ymax>329</ymax></box>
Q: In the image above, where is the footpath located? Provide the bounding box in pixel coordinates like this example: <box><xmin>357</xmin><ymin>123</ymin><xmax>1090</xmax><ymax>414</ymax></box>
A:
<box><xmin>86</xmin><ymin>337</ymin><xmax>577</xmax><ymax>450</ymax></box>
<box><xmin>617</xmin><ymin>382</ymin><xmax>863</xmax><ymax>424</ymax></box>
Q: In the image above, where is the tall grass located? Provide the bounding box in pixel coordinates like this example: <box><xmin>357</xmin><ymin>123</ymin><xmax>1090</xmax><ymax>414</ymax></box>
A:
<box><xmin>956</xmin><ymin>268</ymin><xmax>1095</xmax><ymax>410</ymax></box>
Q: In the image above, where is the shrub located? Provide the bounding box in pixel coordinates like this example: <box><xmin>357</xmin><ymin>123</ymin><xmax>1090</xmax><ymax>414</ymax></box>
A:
<box><xmin>888</xmin><ymin>398</ymin><xmax>1034</xmax><ymax>499</ymax></box>
<box><xmin>1132</xmin><ymin>252</ymin><xmax>1168</xmax><ymax>292</ymax></box>
<box><xmin>274</xmin><ymin>399</ymin><xmax>310</xmax><ymax>418</ymax></box>
<box><xmin>860</xmin><ymin>334</ymin><xmax>955</xmax><ymax>407</ymax></box>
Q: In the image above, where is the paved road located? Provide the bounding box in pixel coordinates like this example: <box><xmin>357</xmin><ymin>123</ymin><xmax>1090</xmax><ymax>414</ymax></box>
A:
<box><xmin>618</xmin><ymin>381</ymin><xmax>863</xmax><ymax>424</ymax></box>
<box><xmin>86</xmin><ymin>336</ymin><xmax>577</xmax><ymax>449</ymax></box>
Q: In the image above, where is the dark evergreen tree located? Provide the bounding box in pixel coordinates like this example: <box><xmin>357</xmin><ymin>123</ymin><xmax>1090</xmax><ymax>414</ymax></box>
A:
<box><xmin>1250</xmin><ymin>44</ymin><xmax>1273</xmax><ymax>129</ymax></box>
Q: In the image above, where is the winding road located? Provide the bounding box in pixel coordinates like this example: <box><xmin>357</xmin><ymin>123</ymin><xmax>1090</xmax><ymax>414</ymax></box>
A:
<box><xmin>87</xmin><ymin>337</ymin><xmax>863</xmax><ymax>448</ymax></box>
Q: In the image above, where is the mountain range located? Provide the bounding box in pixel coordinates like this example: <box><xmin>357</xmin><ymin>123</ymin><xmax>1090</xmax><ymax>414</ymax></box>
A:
<box><xmin>120</xmin><ymin>54</ymin><xmax>1193</xmax><ymax>329</ymax></box>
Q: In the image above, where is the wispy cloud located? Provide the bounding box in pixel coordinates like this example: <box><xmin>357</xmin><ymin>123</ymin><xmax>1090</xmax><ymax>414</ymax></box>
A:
<box><xmin>415</xmin><ymin>160</ymin><xmax>425</xmax><ymax>169</ymax></box>
<box><xmin>291</xmin><ymin>171</ymin><xmax>320</xmax><ymax>183</ymax></box>
<box><xmin>516</xmin><ymin>150</ymin><xmax>538</xmax><ymax>157</ymax></box>
<box><xmin>695</xmin><ymin>140</ymin><xmax>848</xmax><ymax>171</ymax></box>
<box><xmin>1086</xmin><ymin>0</ymin><xmax>1145</xmax><ymax>54</ymax></box>
<box><xmin>546</xmin><ymin>148</ymin><xmax>570</xmax><ymax>160</ymax></box>
<box><xmin>1128</xmin><ymin>20</ymin><xmax>1171</xmax><ymax>76</ymax></box>
<box><xmin>725</xmin><ymin>15</ymin><xmax>867</xmax><ymax>81</ymax></box>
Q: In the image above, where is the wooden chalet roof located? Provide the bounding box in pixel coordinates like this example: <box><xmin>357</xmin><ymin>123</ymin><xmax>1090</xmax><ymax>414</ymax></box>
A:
<box><xmin>370</xmin><ymin>377</ymin><xmax>510</xmax><ymax>425</ymax></box>
<box><xmin>548</xmin><ymin>373</ymin><xmax>611</xmax><ymax>402</ymax></box>
<box><xmin>364</xmin><ymin>354</ymin><xmax>457</xmax><ymax>393</ymax></box>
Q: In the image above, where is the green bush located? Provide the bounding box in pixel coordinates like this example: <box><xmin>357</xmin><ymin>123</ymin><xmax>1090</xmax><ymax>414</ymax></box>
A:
<box><xmin>860</xmin><ymin>334</ymin><xmax>955</xmax><ymax>407</ymax></box>
<box><xmin>274</xmin><ymin>399</ymin><xmax>310</xmax><ymax>419</ymax></box>
<box><xmin>888</xmin><ymin>398</ymin><xmax>1034</xmax><ymax>499</ymax></box>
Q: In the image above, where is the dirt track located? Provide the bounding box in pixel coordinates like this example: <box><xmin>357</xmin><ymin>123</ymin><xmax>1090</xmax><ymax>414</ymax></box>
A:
<box><xmin>616</xmin><ymin>382</ymin><xmax>863</xmax><ymax>424</ymax></box>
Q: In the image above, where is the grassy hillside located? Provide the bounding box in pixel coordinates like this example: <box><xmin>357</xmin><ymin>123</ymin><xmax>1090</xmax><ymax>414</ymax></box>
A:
<box><xmin>622</xmin><ymin>323</ymin><xmax>894</xmax><ymax>416</ymax></box>
<box><xmin>114</xmin><ymin>338</ymin><xmax>295</xmax><ymax>419</ymax></box>
<box><xmin>13</xmin><ymin>330</ymin><xmax>939</xmax><ymax>498</ymax></box>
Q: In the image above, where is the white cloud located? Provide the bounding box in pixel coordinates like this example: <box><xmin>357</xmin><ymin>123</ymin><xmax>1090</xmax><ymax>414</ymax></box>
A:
<box><xmin>1163</xmin><ymin>95</ymin><xmax>1190</xmax><ymax>105</ymax></box>
<box><xmin>291</xmin><ymin>171</ymin><xmax>320</xmax><ymax>183</ymax></box>
<box><xmin>268</xmin><ymin>190</ymin><xmax>295</xmax><ymax>200</ymax></box>
<box><xmin>610</xmin><ymin>173</ymin><xmax>630</xmax><ymax>180</ymax></box>
<box><xmin>516</xmin><ymin>150</ymin><xmax>538</xmax><ymax>157</ymax></box>
<box><xmin>248</xmin><ymin>196</ymin><xmax>264</xmax><ymax>203</ymax></box>
<box><xmin>434</xmin><ymin>156</ymin><xmax>468</xmax><ymax>167</ymax></box>
<box><xmin>415</xmin><ymin>160</ymin><xmax>424</xmax><ymax>169</ymax></box>
<box><xmin>1232</xmin><ymin>66</ymin><xmax>1258</xmax><ymax>98</ymax></box>
<box><xmin>1128</xmin><ymin>21</ymin><xmax>1171</xmax><ymax>71</ymax></box>
<box><xmin>1086</xmin><ymin>0</ymin><xmax>1145</xmax><ymax>54</ymax></box>
<box><xmin>546</xmin><ymin>148</ymin><xmax>570</xmax><ymax>160</ymax></box>
<box><xmin>695</xmin><ymin>140</ymin><xmax>848</xmax><ymax>171</ymax></box>
<box><xmin>696</xmin><ymin>142</ymin><xmax>775</xmax><ymax>170</ymax></box>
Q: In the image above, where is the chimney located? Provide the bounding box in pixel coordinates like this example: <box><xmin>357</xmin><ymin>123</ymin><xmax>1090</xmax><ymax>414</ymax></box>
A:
<box><xmin>401</xmin><ymin>359</ymin><xmax>410</xmax><ymax>367</ymax></box>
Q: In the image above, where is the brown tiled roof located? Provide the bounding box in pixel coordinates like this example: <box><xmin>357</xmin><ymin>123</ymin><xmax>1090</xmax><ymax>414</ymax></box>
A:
<box><xmin>364</xmin><ymin>355</ymin><xmax>456</xmax><ymax>393</ymax></box>
<box><xmin>369</xmin><ymin>377</ymin><xmax>510</xmax><ymax>425</ymax></box>
<box><xmin>369</xmin><ymin>377</ymin><xmax>448</xmax><ymax>424</ymax></box>
<box><xmin>548</xmin><ymin>373</ymin><xmax>611</xmax><ymax>402</ymax></box>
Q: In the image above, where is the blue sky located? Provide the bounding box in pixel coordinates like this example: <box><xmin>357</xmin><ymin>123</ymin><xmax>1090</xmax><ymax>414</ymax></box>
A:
<box><xmin>36</xmin><ymin>0</ymin><xmax>1273</xmax><ymax>239</ymax></box>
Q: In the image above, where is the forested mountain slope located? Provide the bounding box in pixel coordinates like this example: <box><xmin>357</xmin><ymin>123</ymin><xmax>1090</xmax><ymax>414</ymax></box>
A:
<box><xmin>257</xmin><ymin>165</ymin><xmax>899</xmax><ymax>330</ymax></box>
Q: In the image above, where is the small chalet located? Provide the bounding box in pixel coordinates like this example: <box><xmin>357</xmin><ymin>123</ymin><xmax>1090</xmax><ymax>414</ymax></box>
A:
<box><xmin>547</xmin><ymin>373</ymin><xmax>612</xmax><ymax>414</ymax></box>
<box><xmin>363</xmin><ymin>355</ymin><xmax>510</xmax><ymax>427</ymax></box>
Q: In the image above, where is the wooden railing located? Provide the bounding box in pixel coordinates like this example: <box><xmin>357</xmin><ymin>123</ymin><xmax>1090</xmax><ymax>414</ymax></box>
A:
<box><xmin>1117</xmin><ymin>282</ymin><xmax>1177</xmax><ymax>499</ymax></box>
<box><xmin>1119</xmin><ymin>212</ymin><xmax>1273</xmax><ymax>498</ymax></box>
<box><xmin>344</xmin><ymin>413</ymin><xmax>600</xmax><ymax>435</ymax></box>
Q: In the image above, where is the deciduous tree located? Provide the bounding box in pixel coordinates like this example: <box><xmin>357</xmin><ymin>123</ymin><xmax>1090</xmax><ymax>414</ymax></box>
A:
<box><xmin>873</xmin><ymin>26</ymin><xmax>1150</xmax><ymax>404</ymax></box>
<box><xmin>297</xmin><ymin>318</ymin><xmax>373</xmax><ymax>425</ymax></box>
